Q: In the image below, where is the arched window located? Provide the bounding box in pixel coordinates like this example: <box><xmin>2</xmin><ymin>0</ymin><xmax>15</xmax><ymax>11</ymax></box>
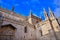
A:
<box><xmin>41</xmin><ymin>30</ymin><xmax>42</xmax><ymax>36</ymax></box>
<box><xmin>0</xmin><ymin>24</ymin><xmax>16</xmax><ymax>40</ymax></box>
<box><xmin>36</xmin><ymin>21</ymin><xmax>39</xmax><ymax>23</ymax></box>
<box><xmin>24</xmin><ymin>27</ymin><xmax>27</xmax><ymax>33</ymax></box>
<box><xmin>34</xmin><ymin>26</ymin><xmax>36</xmax><ymax>29</ymax></box>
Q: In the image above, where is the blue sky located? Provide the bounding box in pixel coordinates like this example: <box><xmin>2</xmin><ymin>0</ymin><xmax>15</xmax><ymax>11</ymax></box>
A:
<box><xmin>0</xmin><ymin>0</ymin><xmax>60</xmax><ymax>20</ymax></box>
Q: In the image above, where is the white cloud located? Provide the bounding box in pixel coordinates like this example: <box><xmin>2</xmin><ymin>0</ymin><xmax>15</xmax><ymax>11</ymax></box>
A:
<box><xmin>54</xmin><ymin>0</ymin><xmax>60</xmax><ymax>7</ymax></box>
<box><xmin>53</xmin><ymin>0</ymin><xmax>60</xmax><ymax>18</ymax></box>
<box><xmin>54</xmin><ymin>8</ymin><xmax>60</xmax><ymax>18</ymax></box>
<box><xmin>33</xmin><ymin>13</ymin><xmax>38</xmax><ymax>17</ymax></box>
<box><xmin>33</xmin><ymin>11</ymin><xmax>43</xmax><ymax>18</ymax></box>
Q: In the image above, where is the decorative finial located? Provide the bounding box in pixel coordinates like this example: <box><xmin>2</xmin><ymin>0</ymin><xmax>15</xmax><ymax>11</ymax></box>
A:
<box><xmin>43</xmin><ymin>8</ymin><xmax>46</xmax><ymax>13</ymax></box>
<box><xmin>48</xmin><ymin>7</ymin><xmax>53</xmax><ymax>17</ymax></box>
<box><xmin>29</xmin><ymin>9</ymin><xmax>32</xmax><ymax>16</ymax></box>
<box><xmin>0</xmin><ymin>4</ymin><xmax>1</xmax><ymax>8</ymax></box>
<box><xmin>43</xmin><ymin>8</ymin><xmax>47</xmax><ymax>17</ymax></box>
<box><xmin>48</xmin><ymin>7</ymin><xmax>52</xmax><ymax>13</ymax></box>
<box><xmin>12</xmin><ymin>6</ymin><xmax>14</xmax><ymax>11</ymax></box>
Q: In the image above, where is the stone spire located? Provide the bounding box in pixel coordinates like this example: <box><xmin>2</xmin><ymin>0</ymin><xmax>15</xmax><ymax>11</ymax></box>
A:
<box><xmin>29</xmin><ymin>10</ymin><xmax>33</xmax><ymax>17</ymax></box>
<box><xmin>44</xmin><ymin>8</ymin><xmax>48</xmax><ymax>17</ymax></box>
<box><xmin>28</xmin><ymin>10</ymin><xmax>33</xmax><ymax>24</ymax></box>
<box><xmin>48</xmin><ymin>7</ymin><xmax>54</xmax><ymax>17</ymax></box>
<box><xmin>43</xmin><ymin>8</ymin><xmax>48</xmax><ymax>20</ymax></box>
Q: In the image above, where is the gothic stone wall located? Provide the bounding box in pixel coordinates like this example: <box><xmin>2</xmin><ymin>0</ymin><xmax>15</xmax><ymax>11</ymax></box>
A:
<box><xmin>2</xmin><ymin>20</ymin><xmax>37</xmax><ymax>40</ymax></box>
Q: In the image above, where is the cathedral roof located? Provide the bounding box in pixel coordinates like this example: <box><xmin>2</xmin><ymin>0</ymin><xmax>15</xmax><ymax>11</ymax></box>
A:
<box><xmin>0</xmin><ymin>8</ymin><xmax>41</xmax><ymax>22</ymax></box>
<box><xmin>28</xmin><ymin>10</ymin><xmax>42</xmax><ymax>21</ymax></box>
<box><xmin>0</xmin><ymin>8</ymin><xmax>27</xmax><ymax>21</ymax></box>
<box><xmin>31</xmin><ymin>15</ymin><xmax>42</xmax><ymax>21</ymax></box>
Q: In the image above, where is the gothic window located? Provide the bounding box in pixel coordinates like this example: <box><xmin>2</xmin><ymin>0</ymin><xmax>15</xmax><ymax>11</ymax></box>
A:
<box><xmin>34</xmin><ymin>26</ymin><xmax>36</xmax><ymax>29</ymax></box>
<box><xmin>39</xmin><ymin>30</ymin><xmax>42</xmax><ymax>36</ymax></box>
<box><xmin>0</xmin><ymin>29</ymin><xmax>14</xmax><ymax>40</ymax></box>
<box><xmin>24</xmin><ymin>27</ymin><xmax>27</xmax><ymax>33</ymax></box>
<box><xmin>3</xmin><ymin>29</ymin><xmax>13</xmax><ymax>35</ymax></box>
<box><xmin>41</xmin><ymin>30</ymin><xmax>42</xmax><ymax>36</ymax></box>
<box><xmin>36</xmin><ymin>21</ymin><xmax>39</xmax><ymax>23</ymax></box>
<box><xmin>0</xmin><ymin>24</ymin><xmax>16</xmax><ymax>40</ymax></box>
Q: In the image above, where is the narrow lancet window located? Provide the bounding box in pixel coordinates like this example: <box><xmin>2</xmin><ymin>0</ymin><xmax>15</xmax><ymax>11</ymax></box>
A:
<box><xmin>24</xmin><ymin>27</ymin><xmax>27</xmax><ymax>33</ymax></box>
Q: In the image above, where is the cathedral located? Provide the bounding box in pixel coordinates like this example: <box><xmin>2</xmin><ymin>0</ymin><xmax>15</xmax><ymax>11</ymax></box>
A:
<box><xmin>0</xmin><ymin>7</ymin><xmax>60</xmax><ymax>40</ymax></box>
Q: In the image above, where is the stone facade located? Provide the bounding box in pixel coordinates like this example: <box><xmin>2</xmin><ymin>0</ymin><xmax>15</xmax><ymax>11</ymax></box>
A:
<box><xmin>0</xmin><ymin>8</ymin><xmax>60</xmax><ymax>40</ymax></box>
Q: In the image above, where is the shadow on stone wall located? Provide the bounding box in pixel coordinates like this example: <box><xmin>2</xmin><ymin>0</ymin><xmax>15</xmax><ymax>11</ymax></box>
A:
<box><xmin>0</xmin><ymin>30</ymin><xmax>60</xmax><ymax>40</ymax></box>
<box><xmin>14</xmin><ymin>31</ymin><xmax>60</xmax><ymax>40</ymax></box>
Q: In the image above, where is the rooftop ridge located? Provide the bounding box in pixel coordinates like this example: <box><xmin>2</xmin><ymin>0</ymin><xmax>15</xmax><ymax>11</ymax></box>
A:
<box><xmin>0</xmin><ymin>8</ymin><xmax>27</xmax><ymax>18</ymax></box>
